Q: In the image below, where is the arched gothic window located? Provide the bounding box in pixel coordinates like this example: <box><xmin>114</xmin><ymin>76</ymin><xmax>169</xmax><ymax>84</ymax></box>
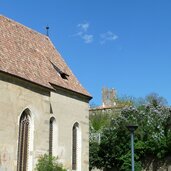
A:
<box><xmin>17</xmin><ymin>110</ymin><xmax>30</xmax><ymax>171</ymax></box>
<box><xmin>49</xmin><ymin>117</ymin><xmax>57</xmax><ymax>156</ymax></box>
<box><xmin>72</xmin><ymin>122</ymin><xmax>81</xmax><ymax>170</ymax></box>
<box><xmin>49</xmin><ymin>117</ymin><xmax>54</xmax><ymax>155</ymax></box>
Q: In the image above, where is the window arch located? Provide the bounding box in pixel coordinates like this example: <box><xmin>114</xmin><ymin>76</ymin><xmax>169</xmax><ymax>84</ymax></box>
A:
<box><xmin>49</xmin><ymin>117</ymin><xmax>57</xmax><ymax>156</ymax></box>
<box><xmin>72</xmin><ymin>122</ymin><xmax>81</xmax><ymax>170</ymax></box>
<box><xmin>17</xmin><ymin>109</ymin><xmax>31</xmax><ymax>171</ymax></box>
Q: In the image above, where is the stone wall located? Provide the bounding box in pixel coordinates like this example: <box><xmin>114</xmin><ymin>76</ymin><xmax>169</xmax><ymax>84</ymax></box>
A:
<box><xmin>0</xmin><ymin>74</ymin><xmax>50</xmax><ymax>171</ymax></box>
<box><xmin>0</xmin><ymin>72</ymin><xmax>89</xmax><ymax>171</ymax></box>
<box><xmin>91</xmin><ymin>155</ymin><xmax>171</xmax><ymax>171</ymax></box>
<box><xmin>142</xmin><ymin>156</ymin><xmax>171</xmax><ymax>171</ymax></box>
<box><xmin>50</xmin><ymin>91</ymin><xmax>89</xmax><ymax>170</ymax></box>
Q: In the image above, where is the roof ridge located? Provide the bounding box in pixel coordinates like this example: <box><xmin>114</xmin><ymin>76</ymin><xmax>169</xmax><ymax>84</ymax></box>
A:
<box><xmin>0</xmin><ymin>15</ymin><xmax>92</xmax><ymax>98</ymax></box>
<box><xmin>0</xmin><ymin>15</ymin><xmax>50</xmax><ymax>40</ymax></box>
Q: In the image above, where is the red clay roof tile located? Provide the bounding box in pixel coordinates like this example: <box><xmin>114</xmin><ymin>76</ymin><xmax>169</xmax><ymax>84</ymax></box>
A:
<box><xmin>0</xmin><ymin>15</ymin><xmax>91</xmax><ymax>98</ymax></box>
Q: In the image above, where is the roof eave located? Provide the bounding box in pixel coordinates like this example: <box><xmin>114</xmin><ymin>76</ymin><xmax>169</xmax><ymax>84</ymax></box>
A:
<box><xmin>50</xmin><ymin>83</ymin><xmax>92</xmax><ymax>102</ymax></box>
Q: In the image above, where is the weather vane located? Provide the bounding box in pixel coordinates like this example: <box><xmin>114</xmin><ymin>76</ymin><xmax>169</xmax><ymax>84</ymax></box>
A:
<box><xmin>46</xmin><ymin>25</ymin><xmax>49</xmax><ymax>37</ymax></box>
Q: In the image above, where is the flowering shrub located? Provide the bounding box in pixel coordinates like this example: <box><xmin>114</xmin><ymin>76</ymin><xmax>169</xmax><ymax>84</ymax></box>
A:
<box><xmin>90</xmin><ymin>94</ymin><xmax>171</xmax><ymax>171</ymax></box>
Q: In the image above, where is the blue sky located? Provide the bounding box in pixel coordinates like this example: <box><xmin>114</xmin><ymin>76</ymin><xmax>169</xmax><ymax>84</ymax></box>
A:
<box><xmin>1</xmin><ymin>1</ymin><xmax>171</xmax><ymax>105</ymax></box>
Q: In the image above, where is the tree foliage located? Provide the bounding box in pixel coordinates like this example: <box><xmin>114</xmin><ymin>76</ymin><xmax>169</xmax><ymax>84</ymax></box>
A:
<box><xmin>90</xmin><ymin>110</ymin><xmax>112</xmax><ymax>132</ymax></box>
<box><xmin>35</xmin><ymin>154</ymin><xmax>67</xmax><ymax>171</ymax></box>
<box><xmin>89</xmin><ymin>94</ymin><xmax>171</xmax><ymax>171</ymax></box>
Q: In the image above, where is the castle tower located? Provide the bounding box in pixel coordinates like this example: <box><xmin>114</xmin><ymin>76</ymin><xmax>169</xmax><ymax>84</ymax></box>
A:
<box><xmin>102</xmin><ymin>87</ymin><xmax>116</xmax><ymax>107</ymax></box>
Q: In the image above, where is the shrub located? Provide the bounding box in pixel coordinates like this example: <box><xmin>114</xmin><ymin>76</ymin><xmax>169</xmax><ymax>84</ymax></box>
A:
<box><xmin>35</xmin><ymin>154</ymin><xmax>67</xmax><ymax>171</ymax></box>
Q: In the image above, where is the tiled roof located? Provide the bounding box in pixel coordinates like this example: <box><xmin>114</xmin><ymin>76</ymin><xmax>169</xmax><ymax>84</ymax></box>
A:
<box><xmin>0</xmin><ymin>15</ymin><xmax>91</xmax><ymax>98</ymax></box>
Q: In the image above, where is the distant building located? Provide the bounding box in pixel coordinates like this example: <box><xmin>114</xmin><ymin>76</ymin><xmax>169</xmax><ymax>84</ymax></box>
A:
<box><xmin>102</xmin><ymin>87</ymin><xmax>117</xmax><ymax>107</ymax></box>
<box><xmin>90</xmin><ymin>87</ymin><xmax>132</xmax><ymax>113</ymax></box>
<box><xmin>90</xmin><ymin>88</ymin><xmax>118</xmax><ymax>113</ymax></box>
<box><xmin>0</xmin><ymin>15</ymin><xmax>92</xmax><ymax>171</ymax></box>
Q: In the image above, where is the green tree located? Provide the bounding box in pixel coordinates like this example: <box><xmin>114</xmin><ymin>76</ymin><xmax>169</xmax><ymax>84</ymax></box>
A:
<box><xmin>35</xmin><ymin>154</ymin><xmax>67</xmax><ymax>171</ymax></box>
<box><xmin>145</xmin><ymin>93</ymin><xmax>168</xmax><ymax>107</ymax></box>
<box><xmin>90</xmin><ymin>110</ymin><xmax>111</xmax><ymax>132</ymax></box>
<box><xmin>89</xmin><ymin>94</ymin><xmax>171</xmax><ymax>171</ymax></box>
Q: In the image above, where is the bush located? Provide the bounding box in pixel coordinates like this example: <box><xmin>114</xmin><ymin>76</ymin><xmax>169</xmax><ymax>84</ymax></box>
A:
<box><xmin>89</xmin><ymin>93</ymin><xmax>171</xmax><ymax>170</ymax></box>
<box><xmin>35</xmin><ymin>154</ymin><xmax>67</xmax><ymax>171</ymax></box>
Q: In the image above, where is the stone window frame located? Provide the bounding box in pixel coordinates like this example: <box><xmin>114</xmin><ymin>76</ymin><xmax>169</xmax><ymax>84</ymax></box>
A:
<box><xmin>72</xmin><ymin>122</ymin><xmax>81</xmax><ymax>171</ymax></box>
<box><xmin>49</xmin><ymin>116</ymin><xmax>58</xmax><ymax>157</ymax></box>
<box><xmin>17</xmin><ymin>108</ymin><xmax>34</xmax><ymax>171</ymax></box>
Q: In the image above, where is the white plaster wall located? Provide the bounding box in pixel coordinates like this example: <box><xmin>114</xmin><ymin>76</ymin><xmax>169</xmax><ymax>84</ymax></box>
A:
<box><xmin>50</xmin><ymin>92</ymin><xmax>89</xmax><ymax>171</ymax></box>
<box><xmin>0</xmin><ymin>79</ymin><xmax>50</xmax><ymax>171</ymax></box>
<box><xmin>0</xmin><ymin>76</ymin><xmax>89</xmax><ymax>171</ymax></box>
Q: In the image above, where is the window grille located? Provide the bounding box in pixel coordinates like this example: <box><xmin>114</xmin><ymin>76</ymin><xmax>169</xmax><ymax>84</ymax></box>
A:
<box><xmin>72</xmin><ymin>123</ymin><xmax>79</xmax><ymax>170</ymax></box>
<box><xmin>17</xmin><ymin>111</ymin><xmax>30</xmax><ymax>171</ymax></box>
<box><xmin>49</xmin><ymin>117</ymin><xmax>54</xmax><ymax>156</ymax></box>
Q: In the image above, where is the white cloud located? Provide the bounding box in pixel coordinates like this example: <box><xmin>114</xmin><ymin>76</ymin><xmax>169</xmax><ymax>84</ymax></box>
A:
<box><xmin>73</xmin><ymin>23</ymin><xmax>118</xmax><ymax>45</ymax></box>
<box><xmin>100</xmin><ymin>31</ymin><xmax>118</xmax><ymax>44</ymax></box>
<box><xmin>77</xmin><ymin>22</ymin><xmax>89</xmax><ymax>32</ymax></box>
<box><xmin>73</xmin><ymin>22</ymin><xmax>93</xmax><ymax>44</ymax></box>
<box><xmin>82</xmin><ymin>34</ymin><xmax>93</xmax><ymax>43</ymax></box>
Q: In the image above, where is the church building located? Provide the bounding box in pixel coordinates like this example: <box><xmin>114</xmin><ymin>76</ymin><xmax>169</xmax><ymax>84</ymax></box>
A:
<box><xmin>0</xmin><ymin>15</ymin><xmax>92</xmax><ymax>171</ymax></box>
